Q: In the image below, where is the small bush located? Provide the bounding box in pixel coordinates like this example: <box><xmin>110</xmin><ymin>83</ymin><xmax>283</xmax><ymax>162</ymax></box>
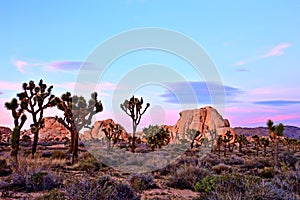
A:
<box><xmin>28</xmin><ymin>171</ymin><xmax>57</xmax><ymax>191</ymax></box>
<box><xmin>194</xmin><ymin>176</ymin><xmax>216</xmax><ymax>193</ymax></box>
<box><xmin>258</xmin><ymin>167</ymin><xmax>274</xmax><ymax>179</ymax></box>
<box><xmin>212</xmin><ymin>163</ymin><xmax>232</xmax><ymax>174</ymax></box>
<box><xmin>167</xmin><ymin>165</ymin><xmax>209</xmax><ymax>190</ymax></box>
<box><xmin>0</xmin><ymin>159</ymin><xmax>12</xmax><ymax>176</ymax></box>
<box><xmin>64</xmin><ymin>175</ymin><xmax>138</xmax><ymax>200</ymax></box>
<box><xmin>128</xmin><ymin>173</ymin><xmax>156</xmax><ymax>192</ymax></box>
<box><xmin>51</xmin><ymin>150</ymin><xmax>66</xmax><ymax>159</ymax></box>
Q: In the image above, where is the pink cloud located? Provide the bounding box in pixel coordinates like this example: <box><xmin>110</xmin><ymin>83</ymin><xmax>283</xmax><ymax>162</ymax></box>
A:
<box><xmin>261</xmin><ymin>43</ymin><xmax>291</xmax><ymax>58</ymax></box>
<box><xmin>232</xmin><ymin>43</ymin><xmax>291</xmax><ymax>67</ymax></box>
<box><xmin>0</xmin><ymin>81</ymin><xmax>22</xmax><ymax>91</ymax></box>
<box><xmin>11</xmin><ymin>59</ymin><xmax>30</xmax><ymax>73</ymax></box>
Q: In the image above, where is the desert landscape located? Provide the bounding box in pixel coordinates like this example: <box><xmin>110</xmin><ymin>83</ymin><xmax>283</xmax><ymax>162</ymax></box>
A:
<box><xmin>1</xmin><ymin>1</ymin><xmax>300</xmax><ymax>200</ymax></box>
<box><xmin>0</xmin><ymin>82</ymin><xmax>299</xmax><ymax>199</ymax></box>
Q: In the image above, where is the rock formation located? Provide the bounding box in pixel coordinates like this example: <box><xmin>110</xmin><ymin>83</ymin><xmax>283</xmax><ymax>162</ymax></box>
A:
<box><xmin>81</xmin><ymin>119</ymin><xmax>129</xmax><ymax>141</ymax></box>
<box><xmin>165</xmin><ymin>106</ymin><xmax>235</xmax><ymax>144</ymax></box>
<box><xmin>0</xmin><ymin>126</ymin><xmax>12</xmax><ymax>142</ymax></box>
<box><xmin>21</xmin><ymin>117</ymin><xmax>71</xmax><ymax>142</ymax></box>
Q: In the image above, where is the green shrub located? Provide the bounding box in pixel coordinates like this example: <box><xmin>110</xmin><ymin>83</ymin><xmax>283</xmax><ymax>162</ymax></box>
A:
<box><xmin>194</xmin><ymin>176</ymin><xmax>216</xmax><ymax>193</ymax></box>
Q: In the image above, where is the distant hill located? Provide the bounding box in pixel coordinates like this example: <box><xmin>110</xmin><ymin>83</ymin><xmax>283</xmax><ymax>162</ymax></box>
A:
<box><xmin>234</xmin><ymin>126</ymin><xmax>300</xmax><ymax>139</ymax></box>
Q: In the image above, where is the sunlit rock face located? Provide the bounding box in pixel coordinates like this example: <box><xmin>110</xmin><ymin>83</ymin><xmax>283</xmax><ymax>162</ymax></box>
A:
<box><xmin>165</xmin><ymin>106</ymin><xmax>235</xmax><ymax>144</ymax></box>
<box><xmin>81</xmin><ymin>119</ymin><xmax>128</xmax><ymax>141</ymax></box>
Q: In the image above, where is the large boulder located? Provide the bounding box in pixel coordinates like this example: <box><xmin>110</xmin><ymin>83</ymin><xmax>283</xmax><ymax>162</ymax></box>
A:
<box><xmin>0</xmin><ymin>126</ymin><xmax>12</xmax><ymax>142</ymax></box>
<box><xmin>21</xmin><ymin>117</ymin><xmax>71</xmax><ymax>142</ymax></box>
<box><xmin>81</xmin><ymin>119</ymin><xmax>129</xmax><ymax>141</ymax></box>
<box><xmin>166</xmin><ymin>106</ymin><xmax>235</xmax><ymax>144</ymax></box>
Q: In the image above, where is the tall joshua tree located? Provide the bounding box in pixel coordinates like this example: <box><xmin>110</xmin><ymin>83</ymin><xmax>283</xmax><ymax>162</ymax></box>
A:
<box><xmin>54</xmin><ymin>92</ymin><xmax>103</xmax><ymax>162</ymax></box>
<box><xmin>235</xmin><ymin>134</ymin><xmax>248</xmax><ymax>153</ymax></box>
<box><xmin>267</xmin><ymin>120</ymin><xmax>284</xmax><ymax>168</ymax></box>
<box><xmin>5</xmin><ymin>98</ymin><xmax>27</xmax><ymax>168</ymax></box>
<box><xmin>17</xmin><ymin>80</ymin><xmax>55</xmax><ymax>157</ymax></box>
<box><xmin>252</xmin><ymin>135</ymin><xmax>260</xmax><ymax>157</ymax></box>
<box><xmin>260</xmin><ymin>137</ymin><xmax>270</xmax><ymax>157</ymax></box>
<box><xmin>120</xmin><ymin>96</ymin><xmax>150</xmax><ymax>152</ymax></box>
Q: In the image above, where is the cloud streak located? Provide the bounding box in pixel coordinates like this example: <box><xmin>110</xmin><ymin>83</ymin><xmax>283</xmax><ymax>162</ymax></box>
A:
<box><xmin>160</xmin><ymin>81</ymin><xmax>242</xmax><ymax>104</ymax></box>
<box><xmin>253</xmin><ymin>100</ymin><xmax>300</xmax><ymax>106</ymax></box>
<box><xmin>261</xmin><ymin>43</ymin><xmax>291</xmax><ymax>58</ymax></box>
<box><xmin>233</xmin><ymin>43</ymin><xmax>291</xmax><ymax>66</ymax></box>
<box><xmin>11</xmin><ymin>59</ymin><xmax>96</xmax><ymax>73</ymax></box>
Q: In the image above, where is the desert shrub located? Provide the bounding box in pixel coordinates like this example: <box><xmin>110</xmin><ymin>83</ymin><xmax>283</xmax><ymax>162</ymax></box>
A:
<box><xmin>77</xmin><ymin>157</ymin><xmax>101</xmax><ymax>173</ymax></box>
<box><xmin>27</xmin><ymin>171</ymin><xmax>57</xmax><ymax>191</ymax></box>
<box><xmin>194</xmin><ymin>176</ymin><xmax>215</xmax><ymax>193</ymax></box>
<box><xmin>167</xmin><ymin>165</ymin><xmax>209</xmax><ymax>190</ymax></box>
<box><xmin>0</xmin><ymin>159</ymin><xmax>12</xmax><ymax>176</ymax></box>
<box><xmin>280</xmin><ymin>151</ymin><xmax>298</xmax><ymax>170</ymax></box>
<box><xmin>258</xmin><ymin>167</ymin><xmax>274</xmax><ymax>179</ymax></box>
<box><xmin>242</xmin><ymin>157</ymin><xmax>273</xmax><ymax>171</ymax></box>
<box><xmin>128</xmin><ymin>173</ymin><xmax>157</xmax><ymax>192</ymax></box>
<box><xmin>274</xmin><ymin>172</ymin><xmax>300</xmax><ymax>196</ymax></box>
<box><xmin>196</xmin><ymin>174</ymin><xmax>296</xmax><ymax>200</ymax></box>
<box><xmin>212</xmin><ymin>163</ymin><xmax>232</xmax><ymax>174</ymax></box>
<box><xmin>224</xmin><ymin>155</ymin><xmax>244</xmax><ymax>165</ymax></box>
<box><xmin>36</xmin><ymin>188</ymin><xmax>66</xmax><ymax>200</ymax></box>
<box><xmin>51</xmin><ymin>150</ymin><xmax>66</xmax><ymax>159</ymax></box>
<box><xmin>64</xmin><ymin>175</ymin><xmax>138</xmax><ymax>200</ymax></box>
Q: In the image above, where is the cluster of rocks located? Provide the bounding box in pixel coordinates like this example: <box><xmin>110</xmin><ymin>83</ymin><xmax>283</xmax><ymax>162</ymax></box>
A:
<box><xmin>0</xmin><ymin>106</ymin><xmax>235</xmax><ymax>146</ymax></box>
<box><xmin>81</xmin><ymin>119</ymin><xmax>129</xmax><ymax>141</ymax></box>
<box><xmin>0</xmin><ymin>117</ymin><xmax>71</xmax><ymax>144</ymax></box>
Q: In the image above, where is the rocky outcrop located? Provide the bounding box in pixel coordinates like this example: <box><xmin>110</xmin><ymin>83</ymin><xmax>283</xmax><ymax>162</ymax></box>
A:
<box><xmin>0</xmin><ymin>126</ymin><xmax>12</xmax><ymax>142</ymax></box>
<box><xmin>166</xmin><ymin>106</ymin><xmax>235</xmax><ymax>144</ymax></box>
<box><xmin>81</xmin><ymin>119</ymin><xmax>129</xmax><ymax>141</ymax></box>
<box><xmin>21</xmin><ymin>117</ymin><xmax>71</xmax><ymax>142</ymax></box>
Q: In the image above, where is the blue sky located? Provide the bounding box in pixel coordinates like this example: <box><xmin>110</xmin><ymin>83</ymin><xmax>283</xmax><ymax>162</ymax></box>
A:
<box><xmin>1</xmin><ymin>0</ymin><xmax>300</xmax><ymax>130</ymax></box>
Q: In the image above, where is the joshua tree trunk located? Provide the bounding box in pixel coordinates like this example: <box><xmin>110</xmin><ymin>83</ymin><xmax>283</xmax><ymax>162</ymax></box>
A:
<box><xmin>274</xmin><ymin>140</ymin><xmax>279</xmax><ymax>167</ymax></box>
<box><xmin>31</xmin><ymin>128</ymin><xmax>39</xmax><ymax>158</ymax></box>
<box><xmin>10</xmin><ymin>127</ymin><xmax>21</xmax><ymax>169</ymax></box>
<box><xmin>72</xmin><ymin>130</ymin><xmax>79</xmax><ymax>163</ymax></box>
<box><xmin>132</xmin><ymin>123</ymin><xmax>137</xmax><ymax>153</ymax></box>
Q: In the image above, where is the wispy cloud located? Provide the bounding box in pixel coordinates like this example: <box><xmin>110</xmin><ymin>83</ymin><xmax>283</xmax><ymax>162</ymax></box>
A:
<box><xmin>46</xmin><ymin>61</ymin><xmax>96</xmax><ymax>71</ymax></box>
<box><xmin>160</xmin><ymin>81</ymin><xmax>242</xmax><ymax>104</ymax></box>
<box><xmin>11</xmin><ymin>58</ymin><xmax>95</xmax><ymax>73</ymax></box>
<box><xmin>233</xmin><ymin>43</ymin><xmax>291</xmax><ymax>66</ymax></box>
<box><xmin>260</xmin><ymin>43</ymin><xmax>291</xmax><ymax>58</ymax></box>
<box><xmin>253</xmin><ymin>100</ymin><xmax>300</xmax><ymax>106</ymax></box>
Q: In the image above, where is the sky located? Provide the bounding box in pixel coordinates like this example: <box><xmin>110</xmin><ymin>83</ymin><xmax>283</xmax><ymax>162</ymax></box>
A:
<box><xmin>1</xmin><ymin>0</ymin><xmax>300</xmax><ymax>131</ymax></box>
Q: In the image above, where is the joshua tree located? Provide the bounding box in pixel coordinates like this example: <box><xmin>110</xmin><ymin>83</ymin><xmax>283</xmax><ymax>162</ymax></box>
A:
<box><xmin>216</xmin><ymin>135</ymin><xmax>222</xmax><ymax>157</ymax></box>
<box><xmin>120</xmin><ymin>96</ymin><xmax>150</xmax><ymax>152</ymax></box>
<box><xmin>235</xmin><ymin>134</ymin><xmax>248</xmax><ymax>153</ymax></box>
<box><xmin>260</xmin><ymin>137</ymin><xmax>270</xmax><ymax>157</ymax></box>
<box><xmin>186</xmin><ymin>129</ymin><xmax>203</xmax><ymax>149</ymax></box>
<box><xmin>143</xmin><ymin>125</ymin><xmax>170</xmax><ymax>150</ymax></box>
<box><xmin>5</xmin><ymin>98</ymin><xmax>27</xmax><ymax>168</ymax></box>
<box><xmin>252</xmin><ymin>135</ymin><xmax>260</xmax><ymax>157</ymax></box>
<box><xmin>54</xmin><ymin>92</ymin><xmax>103</xmax><ymax>162</ymax></box>
<box><xmin>267</xmin><ymin>120</ymin><xmax>284</xmax><ymax>168</ymax></box>
<box><xmin>16</xmin><ymin>80</ymin><xmax>55</xmax><ymax>157</ymax></box>
<box><xmin>102</xmin><ymin>123</ymin><xmax>123</xmax><ymax>149</ymax></box>
<box><xmin>222</xmin><ymin>131</ymin><xmax>233</xmax><ymax>157</ymax></box>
